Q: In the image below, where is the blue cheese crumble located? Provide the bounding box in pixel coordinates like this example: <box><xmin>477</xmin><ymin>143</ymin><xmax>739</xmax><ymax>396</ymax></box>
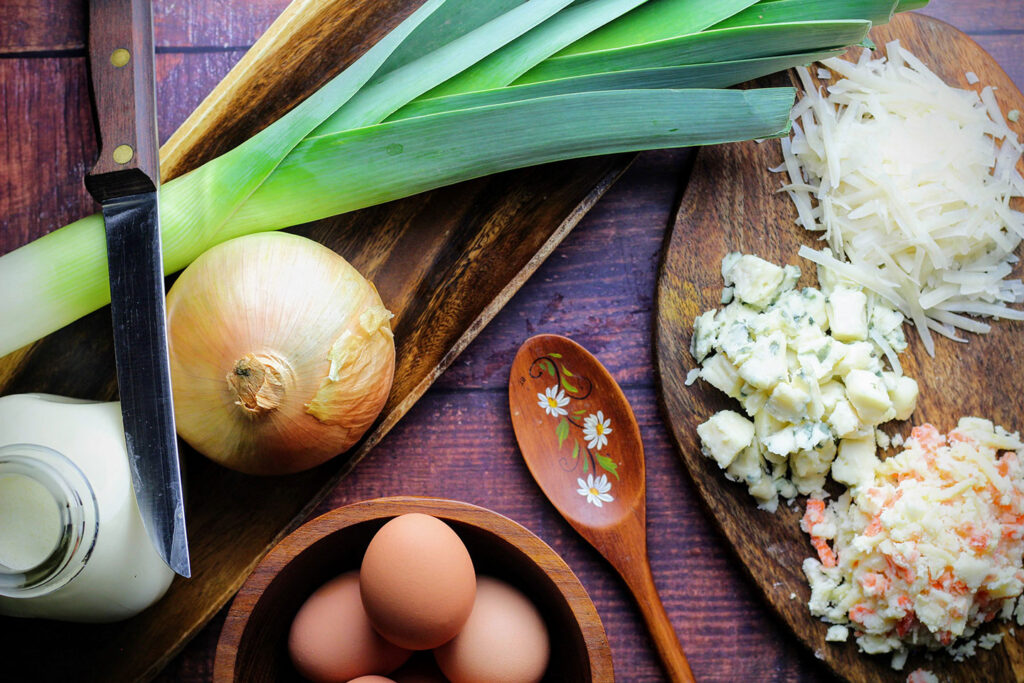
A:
<box><xmin>690</xmin><ymin>253</ymin><xmax>919</xmax><ymax>511</ymax></box>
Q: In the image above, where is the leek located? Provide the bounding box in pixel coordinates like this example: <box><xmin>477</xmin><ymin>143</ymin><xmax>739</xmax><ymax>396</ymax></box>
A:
<box><xmin>230</xmin><ymin>88</ymin><xmax>799</xmax><ymax>233</ymax></box>
<box><xmin>711</xmin><ymin>0</ymin><xmax>902</xmax><ymax>29</ymax></box>
<box><xmin>516</xmin><ymin>20</ymin><xmax>872</xmax><ymax>83</ymax></box>
<box><xmin>0</xmin><ymin>0</ymin><xmax>928</xmax><ymax>357</ymax></box>
<box><xmin>392</xmin><ymin>50</ymin><xmax>844</xmax><ymax>120</ymax></box>
<box><xmin>554</xmin><ymin>0</ymin><xmax>762</xmax><ymax>54</ymax></box>
<box><xmin>421</xmin><ymin>0</ymin><xmax>652</xmax><ymax>99</ymax></box>
<box><xmin>314</xmin><ymin>0</ymin><xmax>576</xmax><ymax>133</ymax></box>
<box><xmin>895</xmin><ymin>1</ymin><xmax>930</xmax><ymax>10</ymax></box>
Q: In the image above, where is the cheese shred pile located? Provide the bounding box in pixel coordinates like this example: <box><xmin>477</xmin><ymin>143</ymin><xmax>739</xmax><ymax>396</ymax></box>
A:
<box><xmin>802</xmin><ymin>419</ymin><xmax>1024</xmax><ymax>668</ymax></box>
<box><xmin>777</xmin><ymin>42</ymin><xmax>1024</xmax><ymax>355</ymax></box>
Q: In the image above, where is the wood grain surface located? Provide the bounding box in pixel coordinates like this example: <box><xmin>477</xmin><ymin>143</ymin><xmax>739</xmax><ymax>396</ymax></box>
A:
<box><xmin>158</xmin><ymin>0</ymin><xmax>421</xmax><ymax>181</ymax></box>
<box><xmin>656</xmin><ymin>11</ymin><xmax>1024</xmax><ymax>683</ymax></box>
<box><xmin>214</xmin><ymin>497</ymin><xmax>613</xmax><ymax>682</ymax></box>
<box><xmin>84</xmin><ymin>0</ymin><xmax>161</xmax><ymax>192</ymax></box>
<box><xmin>0</xmin><ymin>1</ymin><xmax>630</xmax><ymax>680</ymax></box>
<box><xmin>1</xmin><ymin>1</ymin><xmax>1022</xmax><ymax>682</ymax></box>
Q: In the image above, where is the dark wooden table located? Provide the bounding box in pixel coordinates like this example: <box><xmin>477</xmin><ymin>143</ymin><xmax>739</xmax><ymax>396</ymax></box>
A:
<box><xmin>2</xmin><ymin>2</ymin><xmax>1022</xmax><ymax>681</ymax></box>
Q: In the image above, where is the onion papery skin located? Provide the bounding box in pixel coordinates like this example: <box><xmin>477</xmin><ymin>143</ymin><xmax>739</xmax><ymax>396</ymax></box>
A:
<box><xmin>166</xmin><ymin>232</ymin><xmax>395</xmax><ymax>476</ymax></box>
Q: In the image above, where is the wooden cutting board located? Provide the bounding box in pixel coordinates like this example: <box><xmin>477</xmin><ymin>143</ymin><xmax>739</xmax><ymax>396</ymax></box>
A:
<box><xmin>655</xmin><ymin>12</ymin><xmax>1024</xmax><ymax>683</ymax></box>
<box><xmin>0</xmin><ymin>1</ymin><xmax>632</xmax><ymax>680</ymax></box>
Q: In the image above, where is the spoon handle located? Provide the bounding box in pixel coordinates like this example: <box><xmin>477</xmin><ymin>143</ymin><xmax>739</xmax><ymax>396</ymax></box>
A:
<box><xmin>617</xmin><ymin>556</ymin><xmax>695</xmax><ymax>683</ymax></box>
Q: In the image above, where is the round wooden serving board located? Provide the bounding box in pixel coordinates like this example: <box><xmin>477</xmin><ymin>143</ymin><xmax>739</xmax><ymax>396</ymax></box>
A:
<box><xmin>655</xmin><ymin>12</ymin><xmax>1024</xmax><ymax>683</ymax></box>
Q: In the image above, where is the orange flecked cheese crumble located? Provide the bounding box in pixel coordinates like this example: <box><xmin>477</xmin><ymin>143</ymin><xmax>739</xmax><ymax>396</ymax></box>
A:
<box><xmin>802</xmin><ymin>418</ymin><xmax>1024</xmax><ymax>668</ymax></box>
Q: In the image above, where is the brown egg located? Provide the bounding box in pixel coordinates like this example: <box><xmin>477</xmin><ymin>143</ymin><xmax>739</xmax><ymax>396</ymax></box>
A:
<box><xmin>360</xmin><ymin>514</ymin><xmax>476</xmax><ymax>650</ymax></box>
<box><xmin>434</xmin><ymin>576</ymin><xmax>549</xmax><ymax>683</ymax></box>
<box><xmin>347</xmin><ymin>677</ymin><xmax>397</xmax><ymax>683</ymax></box>
<box><xmin>288</xmin><ymin>571</ymin><xmax>412</xmax><ymax>682</ymax></box>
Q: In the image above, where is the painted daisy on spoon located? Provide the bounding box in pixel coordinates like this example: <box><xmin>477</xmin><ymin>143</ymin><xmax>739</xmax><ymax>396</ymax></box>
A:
<box><xmin>577</xmin><ymin>473</ymin><xmax>614</xmax><ymax>508</ymax></box>
<box><xmin>537</xmin><ymin>385</ymin><xmax>569</xmax><ymax>417</ymax></box>
<box><xmin>583</xmin><ymin>411</ymin><xmax>612</xmax><ymax>451</ymax></box>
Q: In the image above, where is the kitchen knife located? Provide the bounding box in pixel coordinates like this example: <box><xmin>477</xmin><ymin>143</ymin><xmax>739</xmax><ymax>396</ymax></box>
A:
<box><xmin>84</xmin><ymin>0</ymin><xmax>190</xmax><ymax>577</ymax></box>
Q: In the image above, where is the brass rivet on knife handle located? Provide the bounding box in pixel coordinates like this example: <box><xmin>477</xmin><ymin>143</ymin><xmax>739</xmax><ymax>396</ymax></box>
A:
<box><xmin>110</xmin><ymin>48</ymin><xmax>131</xmax><ymax>67</ymax></box>
<box><xmin>84</xmin><ymin>0</ymin><xmax>159</xmax><ymax>201</ymax></box>
<box><xmin>113</xmin><ymin>144</ymin><xmax>134</xmax><ymax>164</ymax></box>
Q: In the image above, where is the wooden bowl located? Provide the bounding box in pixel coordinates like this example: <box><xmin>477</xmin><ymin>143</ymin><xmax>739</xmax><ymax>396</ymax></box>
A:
<box><xmin>214</xmin><ymin>496</ymin><xmax>614</xmax><ymax>682</ymax></box>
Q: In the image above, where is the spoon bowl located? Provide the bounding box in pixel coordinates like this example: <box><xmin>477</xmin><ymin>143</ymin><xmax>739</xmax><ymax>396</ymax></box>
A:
<box><xmin>509</xmin><ymin>334</ymin><xmax>695</xmax><ymax>683</ymax></box>
<box><xmin>510</xmin><ymin>335</ymin><xmax>643</xmax><ymax>530</ymax></box>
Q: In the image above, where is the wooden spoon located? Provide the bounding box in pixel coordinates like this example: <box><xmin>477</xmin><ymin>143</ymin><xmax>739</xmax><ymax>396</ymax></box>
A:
<box><xmin>509</xmin><ymin>334</ymin><xmax>695</xmax><ymax>683</ymax></box>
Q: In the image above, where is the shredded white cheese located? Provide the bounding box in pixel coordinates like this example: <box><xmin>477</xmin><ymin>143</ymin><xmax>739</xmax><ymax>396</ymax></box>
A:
<box><xmin>776</xmin><ymin>42</ymin><xmax>1024</xmax><ymax>356</ymax></box>
<box><xmin>803</xmin><ymin>419</ymin><xmax>1024</xmax><ymax>664</ymax></box>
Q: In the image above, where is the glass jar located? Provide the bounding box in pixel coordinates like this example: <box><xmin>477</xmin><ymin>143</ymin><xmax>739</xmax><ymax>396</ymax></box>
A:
<box><xmin>0</xmin><ymin>394</ymin><xmax>174</xmax><ymax>622</ymax></box>
<box><xmin>0</xmin><ymin>444</ymin><xmax>98</xmax><ymax>598</ymax></box>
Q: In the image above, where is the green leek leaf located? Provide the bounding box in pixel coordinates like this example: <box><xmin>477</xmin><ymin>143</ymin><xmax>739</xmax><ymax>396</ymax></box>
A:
<box><xmin>374</xmin><ymin>0</ymin><xmax>525</xmax><ymax>76</ymax></box>
<box><xmin>315</xmin><ymin>0</ymin><xmax>577</xmax><ymax>134</ymax></box>
<box><xmin>422</xmin><ymin>0</ymin><xmax>652</xmax><ymax>99</ymax></box>
<box><xmin>230</xmin><ymin>88</ymin><xmax>797</xmax><ymax>233</ymax></box>
<box><xmin>710</xmin><ymin>0</ymin><xmax>900</xmax><ymax>29</ymax></box>
<box><xmin>556</xmin><ymin>0</ymin><xmax>761</xmax><ymax>55</ymax></box>
<box><xmin>392</xmin><ymin>49</ymin><xmax>841</xmax><ymax>121</ymax></box>
<box><xmin>516</xmin><ymin>20</ymin><xmax>871</xmax><ymax>83</ymax></box>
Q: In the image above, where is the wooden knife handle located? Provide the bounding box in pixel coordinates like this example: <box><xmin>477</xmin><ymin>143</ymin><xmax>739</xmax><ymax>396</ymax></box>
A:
<box><xmin>85</xmin><ymin>0</ymin><xmax>159</xmax><ymax>201</ymax></box>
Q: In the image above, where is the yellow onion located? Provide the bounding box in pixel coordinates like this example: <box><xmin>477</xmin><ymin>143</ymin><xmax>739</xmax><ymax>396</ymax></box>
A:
<box><xmin>166</xmin><ymin>232</ymin><xmax>395</xmax><ymax>475</ymax></box>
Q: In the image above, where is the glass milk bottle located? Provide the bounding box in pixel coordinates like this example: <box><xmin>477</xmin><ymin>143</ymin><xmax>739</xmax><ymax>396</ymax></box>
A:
<box><xmin>0</xmin><ymin>394</ymin><xmax>175</xmax><ymax>622</ymax></box>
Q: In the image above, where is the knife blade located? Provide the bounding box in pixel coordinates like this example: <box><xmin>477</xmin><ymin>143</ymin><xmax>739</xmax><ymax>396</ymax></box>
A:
<box><xmin>84</xmin><ymin>0</ymin><xmax>190</xmax><ymax>577</ymax></box>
